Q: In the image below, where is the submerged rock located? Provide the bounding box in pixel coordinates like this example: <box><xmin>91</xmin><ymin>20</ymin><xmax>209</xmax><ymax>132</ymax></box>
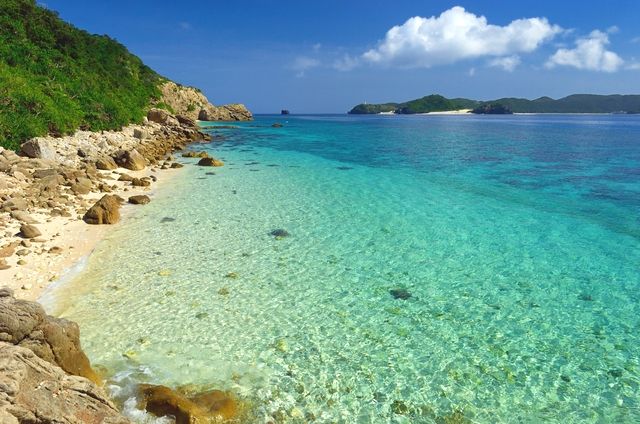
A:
<box><xmin>269</xmin><ymin>229</ymin><xmax>290</xmax><ymax>238</ymax></box>
<box><xmin>389</xmin><ymin>288</ymin><xmax>412</xmax><ymax>300</ymax></box>
<box><xmin>137</xmin><ymin>384</ymin><xmax>238</xmax><ymax>424</ymax></box>
<box><xmin>182</xmin><ymin>151</ymin><xmax>210</xmax><ymax>158</ymax></box>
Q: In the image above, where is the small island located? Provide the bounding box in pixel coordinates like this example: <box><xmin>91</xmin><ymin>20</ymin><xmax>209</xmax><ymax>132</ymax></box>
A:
<box><xmin>348</xmin><ymin>94</ymin><xmax>640</xmax><ymax>115</ymax></box>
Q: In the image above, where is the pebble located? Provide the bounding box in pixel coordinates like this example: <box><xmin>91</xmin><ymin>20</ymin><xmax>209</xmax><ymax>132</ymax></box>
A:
<box><xmin>21</xmin><ymin>284</ymin><xmax>32</xmax><ymax>290</ymax></box>
<box><xmin>17</xmin><ymin>259</ymin><xmax>26</xmax><ymax>265</ymax></box>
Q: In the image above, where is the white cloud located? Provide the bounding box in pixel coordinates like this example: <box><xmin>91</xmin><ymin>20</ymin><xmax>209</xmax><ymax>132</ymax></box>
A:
<box><xmin>488</xmin><ymin>55</ymin><xmax>521</xmax><ymax>71</ymax></box>
<box><xmin>333</xmin><ymin>54</ymin><xmax>359</xmax><ymax>71</ymax></box>
<box><xmin>362</xmin><ymin>6</ymin><xmax>561</xmax><ymax>68</ymax></box>
<box><xmin>627</xmin><ymin>63</ymin><xmax>640</xmax><ymax>70</ymax></box>
<box><xmin>312</xmin><ymin>43</ymin><xmax>322</xmax><ymax>52</ymax></box>
<box><xmin>291</xmin><ymin>56</ymin><xmax>320</xmax><ymax>77</ymax></box>
<box><xmin>631</xmin><ymin>37</ymin><xmax>640</xmax><ymax>44</ymax></box>
<box><xmin>468</xmin><ymin>67</ymin><xmax>476</xmax><ymax>77</ymax></box>
<box><xmin>546</xmin><ymin>30</ymin><xmax>624</xmax><ymax>72</ymax></box>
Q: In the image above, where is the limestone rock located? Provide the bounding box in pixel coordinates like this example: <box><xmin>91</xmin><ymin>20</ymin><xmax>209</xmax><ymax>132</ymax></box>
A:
<box><xmin>10</xmin><ymin>210</ymin><xmax>39</xmax><ymax>224</ymax></box>
<box><xmin>19</xmin><ymin>139</ymin><xmax>57</xmax><ymax>160</ymax></box>
<box><xmin>198</xmin><ymin>103</ymin><xmax>253</xmax><ymax>121</ymax></box>
<box><xmin>128</xmin><ymin>195</ymin><xmax>150</xmax><ymax>205</ymax></box>
<box><xmin>0</xmin><ymin>342</ymin><xmax>129</xmax><ymax>424</ymax></box>
<box><xmin>83</xmin><ymin>194</ymin><xmax>122</xmax><ymax>225</ymax></box>
<box><xmin>18</xmin><ymin>224</ymin><xmax>42</xmax><ymax>239</ymax></box>
<box><xmin>138</xmin><ymin>384</ymin><xmax>238</xmax><ymax>424</ymax></box>
<box><xmin>96</xmin><ymin>155</ymin><xmax>118</xmax><ymax>170</ymax></box>
<box><xmin>147</xmin><ymin>108</ymin><xmax>172</xmax><ymax>125</ymax></box>
<box><xmin>114</xmin><ymin>149</ymin><xmax>146</xmax><ymax>171</ymax></box>
<box><xmin>133</xmin><ymin>128</ymin><xmax>148</xmax><ymax>140</ymax></box>
<box><xmin>0</xmin><ymin>288</ymin><xmax>100</xmax><ymax>383</ymax></box>
<box><xmin>197</xmin><ymin>157</ymin><xmax>224</xmax><ymax>167</ymax></box>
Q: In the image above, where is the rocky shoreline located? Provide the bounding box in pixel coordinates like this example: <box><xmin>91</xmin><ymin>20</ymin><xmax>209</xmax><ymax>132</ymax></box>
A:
<box><xmin>0</xmin><ymin>84</ymin><xmax>250</xmax><ymax>422</ymax></box>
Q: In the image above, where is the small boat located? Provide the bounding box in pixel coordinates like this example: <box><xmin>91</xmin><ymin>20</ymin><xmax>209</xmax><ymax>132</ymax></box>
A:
<box><xmin>281</xmin><ymin>109</ymin><xmax>290</xmax><ymax>115</ymax></box>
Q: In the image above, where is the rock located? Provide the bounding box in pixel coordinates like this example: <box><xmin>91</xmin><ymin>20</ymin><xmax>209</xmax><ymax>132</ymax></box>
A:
<box><xmin>182</xmin><ymin>151</ymin><xmax>210</xmax><ymax>158</ymax></box>
<box><xmin>1</xmin><ymin>198</ymin><xmax>28</xmax><ymax>211</ymax></box>
<box><xmin>0</xmin><ymin>259</ymin><xmax>9</xmax><ymax>270</ymax></box>
<box><xmin>114</xmin><ymin>149</ymin><xmax>146</xmax><ymax>171</ymax></box>
<box><xmin>131</xmin><ymin>177</ymin><xmax>151</xmax><ymax>187</ymax></box>
<box><xmin>83</xmin><ymin>195</ymin><xmax>122</xmax><ymax>225</ymax></box>
<box><xmin>197</xmin><ymin>157</ymin><xmax>224</xmax><ymax>167</ymax></box>
<box><xmin>176</xmin><ymin>115</ymin><xmax>197</xmax><ymax>128</ymax></box>
<box><xmin>272</xmin><ymin>123</ymin><xmax>284</xmax><ymax>128</ymax></box>
<box><xmin>137</xmin><ymin>384</ymin><xmax>238</xmax><ymax>424</ymax></box>
<box><xmin>33</xmin><ymin>168</ymin><xmax>58</xmax><ymax>179</ymax></box>
<box><xmin>15</xmin><ymin>249</ymin><xmax>29</xmax><ymax>256</ymax></box>
<box><xmin>147</xmin><ymin>108</ymin><xmax>172</xmax><ymax>125</ymax></box>
<box><xmin>269</xmin><ymin>229</ymin><xmax>290</xmax><ymax>238</ymax></box>
<box><xmin>19</xmin><ymin>139</ymin><xmax>57</xmax><ymax>160</ymax></box>
<box><xmin>198</xmin><ymin>104</ymin><xmax>253</xmax><ymax>121</ymax></box>
<box><xmin>171</xmin><ymin>162</ymin><xmax>184</xmax><ymax>169</ymax></box>
<box><xmin>10</xmin><ymin>210</ymin><xmax>39</xmax><ymax>224</ymax></box>
<box><xmin>133</xmin><ymin>128</ymin><xmax>149</xmax><ymax>139</ymax></box>
<box><xmin>0</xmin><ymin>343</ymin><xmax>129</xmax><ymax>423</ymax></box>
<box><xmin>128</xmin><ymin>195</ymin><xmax>150</xmax><ymax>205</ymax></box>
<box><xmin>0</xmin><ymin>288</ymin><xmax>100</xmax><ymax>383</ymax></box>
<box><xmin>19</xmin><ymin>224</ymin><xmax>42</xmax><ymax>239</ymax></box>
<box><xmin>118</xmin><ymin>173</ymin><xmax>134</xmax><ymax>182</ymax></box>
<box><xmin>389</xmin><ymin>288</ymin><xmax>412</xmax><ymax>300</ymax></box>
<box><xmin>96</xmin><ymin>155</ymin><xmax>118</xmax><ymax>170</ymax></box>
<box><xmin>49</xmin><ymin>246</ymin><xmax>63</xmax><ymax>254</ymax></box>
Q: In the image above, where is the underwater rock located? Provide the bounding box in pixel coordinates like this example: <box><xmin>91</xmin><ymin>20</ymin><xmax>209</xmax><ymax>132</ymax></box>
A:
<box><xmin>269</xmin><ymin>229</ymin><xmax>290</xmax><ymax>238</ymax></box>
<box><xmin>160</xmin><ymin>217</ymin><xmax>176</xmax><ymax>223</ymax></box>
<box><xmin>391</xmin><ymin>400</ymin><xmax>409</xmax><ymax>415</ymax></box>
<box><xmin>137</xmin><ymin>384</ymin><xmax>238</xmax><ymax>424</ymax></box>
<box><xmin>182</xmin><ymin>151</ymin><xmax>210</xmax><ymax>158</ymax></box>
<box><xmin>389</xmin><ymin>288</ymin><xmax>412</xmax><ymax>300</ymax></box>
<box><xmin>271</xmin><ymin>123</ymin><xmax>284</xmax><ymax>128</ymax></box>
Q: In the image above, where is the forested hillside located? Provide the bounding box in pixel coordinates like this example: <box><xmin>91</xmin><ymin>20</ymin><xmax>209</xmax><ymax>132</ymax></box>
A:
<box><xmin>0</xmin><ymin>0</ymin><xmax>162</xmax><ymax>149</ymax></box>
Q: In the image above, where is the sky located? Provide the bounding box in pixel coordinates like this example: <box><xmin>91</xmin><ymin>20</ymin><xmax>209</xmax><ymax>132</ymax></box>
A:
<box><xmin>43</xmin><ymin>0</ymin><xmax>640</xmax><ymax>113</ymax></box>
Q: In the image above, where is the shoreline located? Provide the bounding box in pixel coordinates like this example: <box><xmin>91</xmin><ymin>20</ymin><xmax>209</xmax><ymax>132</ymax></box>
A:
<box><xmin>0</xmin><ymin>164</ymin><xmax>184</xmax><ymax>302</ymax></box>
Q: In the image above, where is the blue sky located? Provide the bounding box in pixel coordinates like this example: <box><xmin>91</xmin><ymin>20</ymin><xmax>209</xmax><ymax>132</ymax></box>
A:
<box><xmin>44</xmin><ymin>0</ymin><xmax>640</xmax><ymax>113</ymax></box>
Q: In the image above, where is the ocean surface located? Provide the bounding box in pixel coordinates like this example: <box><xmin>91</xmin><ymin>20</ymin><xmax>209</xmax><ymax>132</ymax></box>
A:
<box><xmin>48</xmin><ymin>114</ymin><xmax>640</xmax><ymax>423</ymax></box>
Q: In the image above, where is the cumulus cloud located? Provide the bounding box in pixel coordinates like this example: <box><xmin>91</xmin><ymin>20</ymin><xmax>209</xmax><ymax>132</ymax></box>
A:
<box><xmin>488</xmin><ymin>55</ymin><xmax>521</xmax><ymax>71</ymax></box>
<box><xmin>546</xmin><ymin>30</ymin><xmax>624</xmax><ymax>72</ymax></box>
<box><xmin>290</xmin><ymin>56</ymin><xmax>320</xmax><ymax>77</ymax></box>
<box><xmin>362</xmin><ymin>6</ymin><xmax>561</xmax><ymax>68</ymax></box>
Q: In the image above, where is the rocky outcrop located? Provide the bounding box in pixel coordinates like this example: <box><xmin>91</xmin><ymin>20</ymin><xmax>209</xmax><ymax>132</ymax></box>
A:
<box><xmin>0</xmin><ymin>287</ymin><xmax>99</xmax><ymax>383</ymax></box>
<box><xmin>0</xmin><ymin>343</ymin><xmax>130</xmax><ymax>424</ymax></box>
<box><xmin>138</xmin><ymin>384</ymin><xmax>238</xmax><ymax>424</ymax></box>
<box><xmin>128</xmin><ymin>195</ymin><xmax>150</xmax><ymax>205</ymax></box>
<box><xmin>198</xmin><ymin>104</ymin><xmax>253</xmax><ymax>121</ymax></box>
<box><xmin>0</xmin><ymin>288</ymin><xmax>129</xmax><ymax>423</ymax></box>
<box><xmin>83</xmin><ymin>195</ymin><xmax>122</xmax><ymax>225</ymax></box>
<box><xmin>159</xmin><ymin>81</ymin><xmax>252</xmax><ymax>122</ymax></box>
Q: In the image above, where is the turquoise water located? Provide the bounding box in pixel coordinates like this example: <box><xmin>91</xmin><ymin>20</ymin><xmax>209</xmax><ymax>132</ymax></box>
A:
<box><xmin>49</xmin><ymin>115</ymin><xmax>640</xmax><ymax>423</ymax></box>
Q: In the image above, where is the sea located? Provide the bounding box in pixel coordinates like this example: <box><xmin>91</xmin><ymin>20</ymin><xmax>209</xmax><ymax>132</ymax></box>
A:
<box><xmin>46</xmin><ymin>114</ymin><xmax>640</xmax><ymax>423</ymax></box>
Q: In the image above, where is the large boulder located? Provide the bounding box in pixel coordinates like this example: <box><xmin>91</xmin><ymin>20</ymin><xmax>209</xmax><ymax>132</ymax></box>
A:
<box><xmin>138</xmin><ymin>384</ymin><xmax>238</xmax><ymax>424</ymax></box>
<box><xmin>83</xmin><ymin>194</ymin><xmax>122</xmax><ymax>225</ymax></box>
<box><xmin>18</xmin><ymin>224</ymin><xmax>41</xmax><ymax>239</ymax></box>
<box><xmin>113</xmin><ymin>149</ymin><xmax>146</xmax><ymax>171</ymax></box>
<box><xmin>19</xmin><ymin>139</ymin><xmax>57</xmax><ymax>160</ymax></box>
<box><xmin>197</xmin><ymin>157</ymin><xmax>224</xmax><ymax>167</ymax></box>
<box><xmin>0</xmin><ymin>342</ymin><xmax>129</xmax><ymax>424</ymax></box>
<box><xmin>0</xmin><ymin>287</ymin><xmax>99</xmax><ymax>384</ymax></box>
<box><xmin>96</xmin><ymin>155</ymin><xmax>118</xmax><ymax>170</ymax></box>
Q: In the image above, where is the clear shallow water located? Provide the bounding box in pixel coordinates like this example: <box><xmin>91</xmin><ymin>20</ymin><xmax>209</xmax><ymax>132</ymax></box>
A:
<box><xmin>49</xmin><ymin>115</ymin><xmax>640</xmax><ymax>423</ymax></box>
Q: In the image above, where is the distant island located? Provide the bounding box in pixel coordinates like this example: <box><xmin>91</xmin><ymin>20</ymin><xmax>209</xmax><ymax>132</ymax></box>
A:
<box><xmin>348</xmin><ymin>94</ymin><xmax>640</xmax><ymax>115</ymax></box>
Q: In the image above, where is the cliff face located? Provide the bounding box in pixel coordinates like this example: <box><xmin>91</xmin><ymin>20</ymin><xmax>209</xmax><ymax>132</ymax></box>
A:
<box><xmin>158</xmin><ymin>81</ymin><xmax>252</xmax><ymax>122</ymax></box>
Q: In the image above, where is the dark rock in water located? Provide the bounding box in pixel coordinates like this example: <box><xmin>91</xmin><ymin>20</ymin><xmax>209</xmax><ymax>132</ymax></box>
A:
<box><xmin>270</xmin><ymin>229</ymin><xmax>290</xmax><ymax>238</ymax></box>
<box><xmin>197</xmin><ymin>157</ymin><xmax>224</xmax><ymax>167</ymax></box>
<box><xmin>579</xmin><ymin>293</ymin><xmax>594</xmax><ymax>301</ymax></box>
<box><xmin>336</xmin><ymin>166</ymin><xmax>354</xmax><ymax>170</ymax></box>
<box><xmin>128</xmin><ymin>195</ymin><xmax>151</xmax><ymax>205</ymax></box>
<box><xmin>389</xmin><ymin>288</ymin><xmax>412</xmax><ymax>300</ymax></box>
<box><xmin>267</xmin><ymin>164</ymin><xmax>279</xmax><ymax>167</ymax></box>
<box><xmin>391</xmin><ymin>400</ymin><xmax>409</xmax><ymax>415</ymax></box>
<box><xmin>608</xmin><ymin>368</ymin><xmax>623</xmax><ymax>378</ymax></box>
<box><xmin>271</xmin><ymin>123</ymin><xmax>284</xmax><ymax>128</ymax></box>
<box><xmin>161</xmin><ymin>217</ymin><xmax>176</xmax><ymax>223</ymax></box>
<box><xmin>137</xmin><ymin>384</ymin><xmax>239</xmax><ymax>423</ymax></box>
<box><xmin>205</xmin><ymin>172</ymin><xmax>216</xmax><ymax>175</ymax></box>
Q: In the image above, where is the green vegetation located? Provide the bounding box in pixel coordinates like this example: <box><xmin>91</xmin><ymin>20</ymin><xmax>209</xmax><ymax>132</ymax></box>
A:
<box><xmin>349</xmin><ymin>94</ymin><xmax>640</xmax><ymax>115</ymax></box>
<box><xmin>0</xmin><ymin>0</ymin><xmax>162</xmax><ymax>149</ymax></box>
